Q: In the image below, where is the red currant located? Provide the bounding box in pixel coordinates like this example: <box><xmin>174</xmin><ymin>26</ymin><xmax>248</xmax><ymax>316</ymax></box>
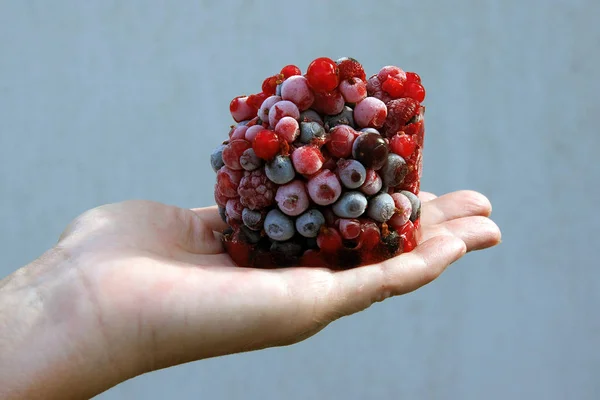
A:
<box><xmin>280</xmin><ymin>64</ymin><xmax>301</xmax><ymax>79</ymax></box>
<box><xmin>252</xmin><ymin>129</ymin><xmax>280</xmax><ymax>160</ymax></box>
<box><xmin>262</xmin><ymin>75</ymin><xmax>279</xmax><ymax>96</ymax></box>
<box><xmin>405</xmin><ymin>82</ymin><xmax>426</xmax><ymax>102</ymax></box>
<box><xmin>398</xmin><ymin>221</ymin><xmax>417</xmax><ymax>252</ymax></box>
<box><xmin>317</xmin><ymin>227</ymin><xmax>343</xmax><ymax>252</ymax></box>
<box><xmin>405</xmin><ymin>72</ymin><xmax>421</xmax><ymax>84</ymax></box>
<box><xmin>247</xmin><ymin>92</ymin><xmax>268</xmax><ymax>110</ymax></box>
<box><xmin>306</xmin><ymin>57</ymin><xmax>339</xmax><ymax>93</ymax></box>
<box><xmin>381</xmin><ymin>77</ymin><xmax>405</xmax><ymax>98</ymax></box>
<box><xmin>390</xmin><ymin>134</ymin><xmax>416</xmax><ymax>158</ymax></box>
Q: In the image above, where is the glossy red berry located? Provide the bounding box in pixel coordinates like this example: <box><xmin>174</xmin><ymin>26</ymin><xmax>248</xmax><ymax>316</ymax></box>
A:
<box><xmin>262</xmin><ymin>75</ymin><xmax>279</xmax><ymax>96</ymax></box>
<box><xmin>280</xmin><ymin>64</ymin><xmax>302</xmax><ymax>79</ymax></box>
<box><xmin>306</xmin><ymin>57</ymin><xmax>339</xmax><ymax>93</ymax></box>
<box><xmin>317</xmin><ymin>227</ymin><xmax>343</xmax><ymax>252</ymax></box>
<box><xmin>398</xmin><ymin>220</ymin><xmax>417</xmax><ymax>252</ymax></box>
<box><xmin>406</xmin><ymin>72</ymin><xmax>421</xmax><ymax>84</ymax></box>
<box><xmin>405</xmin><ymin>82</ymin><xmax>426</xmax><ymax>102</ymax></box>
<box><xmin>247</xmin><ymin>92</ymin><xmax>269</xmax><ymax>110</ymax></box>
<box><xmin>381</xmin><ymin>77</ymin><xmax>405</xmax><ymax>98</ymax></box>
<box><xmin>390</xmin><ymin>134</ymin><xmax>416</xmax><ymax>158</ymax></box>
<box><xmin>252</xmin><ymin>129</ymin><xmax>280</xmax><ymax>160</ymax></box>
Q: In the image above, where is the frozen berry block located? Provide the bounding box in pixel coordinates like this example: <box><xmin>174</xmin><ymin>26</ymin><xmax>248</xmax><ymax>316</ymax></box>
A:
<box><xmin>211</xmin><ymin>57</ymin><xmax>426</xmax><ymax>269</ymax></box>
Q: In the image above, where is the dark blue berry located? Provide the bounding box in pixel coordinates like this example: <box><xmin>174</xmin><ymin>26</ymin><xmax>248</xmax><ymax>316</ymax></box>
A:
<box><xmin>295</xmin><ymin>209</ymin><xmax>325</xmax><ymax>238</ymax></box>
<box><xmin>367</xmin><ymin>193</ymin><xmax>395</xmax><ymax>222</ymax></box>
<box><xmin>264</xmin><ymin>209</ymin><xmax>295</xmax><ymax>241</ymax></box>
<box><xmin>265</xmin><ymin>155</ymin><xmax>295</xmax><ymax>184</ymax></box>
<box><xmin>210</xmin><ymin>144</ymin><xmax>226</xmax><ymax>172</ymax></box>
<box><xmin>332</xmin><ymin>191</ymin><xmax>368</xmax><ymax>218</ymax></box>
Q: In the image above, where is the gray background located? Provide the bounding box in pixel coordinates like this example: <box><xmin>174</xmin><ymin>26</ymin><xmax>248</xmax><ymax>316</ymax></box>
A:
<box><xmin>1</xmin><ymin>0</ymin><xmax>599</xmax><ymax>399</ymax></box>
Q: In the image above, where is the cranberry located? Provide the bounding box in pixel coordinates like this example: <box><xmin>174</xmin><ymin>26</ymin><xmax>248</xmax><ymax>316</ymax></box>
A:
<box><xmin>262</xmin><ymin>75</ymin><xmax>279</xmax><ymax>96</ymax></box>
<box><xmin>252</xmin><ymin>129</ymin><xmax>280</xmax><ymax>160</ymax></box>
<box><xmin>406</xmin><ymin>72</ymin><xmax>421</xmax><ymax>84</ymax></box>
<box><xmin>280</xmin><ymin>64</ymin><xmax>302</xmax><ymax>79</ymax></box>
<box><xmin>306</xmin><ymin>57</ymin><xmax>340</xmax><ymax>93</ymax></box>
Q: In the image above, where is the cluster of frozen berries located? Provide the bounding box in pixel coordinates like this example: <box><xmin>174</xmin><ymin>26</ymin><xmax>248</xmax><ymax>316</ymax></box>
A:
<box><xmin>211</xmin><ymin>57</ymin><xmax>426</xmax><ymax>269</ymax></box>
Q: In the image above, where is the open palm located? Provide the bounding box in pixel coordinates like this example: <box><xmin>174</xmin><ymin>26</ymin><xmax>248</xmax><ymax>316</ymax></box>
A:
<box><xmin>50</xmin><ymin>190</ymin><xmax>500</xmax><ymax>386</ymax></box>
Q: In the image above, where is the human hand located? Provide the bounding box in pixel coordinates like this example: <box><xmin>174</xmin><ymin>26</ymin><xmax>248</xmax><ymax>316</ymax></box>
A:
<box><xmin>0</xmin><ymin>190</ymin><xmax>500</xmax><ymax>399</ymax></box>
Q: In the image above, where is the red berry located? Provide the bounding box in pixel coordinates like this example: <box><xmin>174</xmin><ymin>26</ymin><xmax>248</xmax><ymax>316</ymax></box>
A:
<box><xmin>383</xmin><ymin>98</ymin><xmax>420</xmax><ymax>137</ymax></box>
<box><xmin>338</xmin><ymin>218</ymin><xmax>361</xmax><ymax>240</ymax></box>
<box><xmin>311</xmin><ymin>89</ymin><xmax>345</xmax><ymax>115</ymax></box>
<box><xmin>406</xmin><ymin>72</ymin><xmax>421</xmax><ymax>84</ymax></box>
<box><xmin>317</xmin><ymin>227</ymin><xmax>343</xmax><ymax>252</ymax></box>
<box><xmin>326</xmin><ymin>125</ymin><xmax>357</xmax><ymax>158</ymax></box>
<box><xmin>280</xmin><ymin>64</ymin><xmax>302</xmax><ymax>79</ymax></box>
<box><xmin>216</xmin><ymin>166</ymin><xmax>243</xmax><ymax>198</ymax></box>
<box><xmin>262</xmin><ymin>75</ymin><xmax>279</xmax><ymax>96</ymax></box>
<box><xmin>358</xmin><ymin>220</ymin><xmax>380</xmax><ymax>250</ymax></box>
<box><xmin>336</xmin><ymin>57</ymin><xmax>367</xmax><ymax>81</ymax></box>
<box><xmin>222</xmin><ymin>139</ymin><xmax>251</xmax><ymax>170</ymax></box>
<box><xmin>230</xmin><ymin>96</ymin><xmax>256</xmax><ymax>122</ymax></box>
<box><xmin>381</xmin><ymin>77</ymin><xmax>405</xmax><ymax>98</ymax></box>
<box><xmin>291</xmin><ymin>145</ymin><xmax>324</xmax><ymax>175</ymax></box>
<box><xmin>237</xmin><ymin>169</ymin><xmax>276</xmax><ymax>210</ymax></box>
<box><xmin>214</xmin><ymin>184</ymin><xmax>229</xmax><ymax>207</ymax></box>
<box><xmin>390</xmin><ymin>134</ymin><xmax>416</xmax><ymax>158</ymax></box>
<box><xmin>405</xmin><ymin>82</ymin><xmax>426</xmax><ymax>102</ymax></box>
<box><xmin>252</xmin><ymin>129</ymin><xmax>280</xmax><ymax>160</ymax></box>
<box><xmin>398</xmin><ymin>221</ymin><xmax>417</xmax><ymax>252</ymax></box>
<box><xmin>247</xmin><ymin>92</ymin><xmax>269</xmax><ymax>110</ymax></box>
<box><xmin>306</xmin><ymin>57</ymin><xmax>339</xmax><ymax>93</ymax></box>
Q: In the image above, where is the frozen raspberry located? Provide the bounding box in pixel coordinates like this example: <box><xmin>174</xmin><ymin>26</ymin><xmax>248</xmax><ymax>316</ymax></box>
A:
<box><xmin>257</xmin><ymin>95</ymin><xmax>281</xmax><ymax>122</ymax></box>
<box><xmin>336</xmin><ymin>57</ymin><xmax>367</xmax><ymax>81</ymax></box>
<box><xmin>216</xmin><ymin>166</ymin><xmax>243</xmax><ymax>198</ymax></box>
<box><xmin>360</xmin><ymin>169</ymin><xmax>382</xmax><ymax>195</ymax></box>
<box><xmin>275</xmin><ymin>180</ymin><xmax>310</xmax><ymax>216</ymax></box>
<box><xmin>291</xmin><ymin>145</ymin><xmax>324</xmax><ymax>175</ymax></box>
<box><xmin>222</xmin><ymin>139</ymin><xmax>251</xmax><ymax>170</ymax></box>
<box><xmin>338</xmin><ymin>218</ymin><xmax>361</xmax><ymax>240</ymax></box>
<box><xmin>354</xmin><ymin>97</ymin><xmax>388</xmax><ymax>128</ymax></box>
<box><xmin>317</xmin><ymin>227</ymin><xmax>343</xmax><ymax>252</ymax></box>
<box><xmin>306</xmin><ymin>57</ymin><xmax>339</xmax><ymax>93</ymax></box>
<box><xmin>324</xmin><ymin>106</ymin><xmax>355</xmax><ymax>130</ymax></box>
<box><xmin>383</xmin><ymin>98</ymin><xmax>420</xmax><ymax>137</ymax></box>
<box><xmin>326</xmin><ymin>125</ymin><xmax>357</xmax><ymax>158</ymax></box>
<box><xmin>280</xmin><ymin>75</ymin><xmax>314</xmax><ymax>111</ymax></box>
<box><xmin>390</xmin><ymin>133</ymin><xmax>416</xmax><ymax>158</ymax></box>
<box><xmin>280</xmin><ymin>64</ymin><xmax>302</xmax><ymax>78</ymax></box>
<box><xmin>275</xmin><ymin>116</ymin><xmax>300</xmax><ymax>143</ymax></box>
<box><xmin>339</xmin><ymin>77</ymin><xmax>367</xmax><ymax>104</ymax></box>
<box><xmin>252</xmin><ymin>129</ymin><xmax>280</xmax><ymax>160</ymax></box>
<box><xmin>237</xmin><ymin>169</ymin><xmax>276</xmax><ymax>210</ymax></box>
<box><xmin>311</xmin><ymin>89</ymin><xmax>345</xmax><ymax>115</ymax></box>
<box><xmin>226</xmin><ymin>198</ymin><xmax>244</xmax><ymax>221</ymax></box>
<box><xmin>268</xmin><ymin>100</ymin><xmax>300</xmax><ymax>128</ymax></box>
<box><xmin>307</xmin><ymin>169</ymin><xmax>342</xmax><ymax>206</ymax></box>
<box><xmin>230</xmin><ymin>96</ymin><xmax>257</xmax><ymax>123</ymax></box>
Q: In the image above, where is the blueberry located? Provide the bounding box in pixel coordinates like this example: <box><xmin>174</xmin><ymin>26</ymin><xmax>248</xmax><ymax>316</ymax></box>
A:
<box><xmin>381</xmin><ymin>153</ymin><xmax>408</xmax><ymax>187</ymax></box>
<box><xmin>242</xmin><ymin>208</ymin><xmax>263</xmax><ymax>231</ymax></box>
<box><xmin>265</xmin><ymin>155</ymin><xmax>295</xmax><ymax>184</ymax></box>
<box><xmin>276</xmin><ymin>83</ymin><xmax>283</xmax><ymax>97</ymax></box>
<box><xmin>324</xmin><ymin>106</ymin><xmax>355</xmax><ymax>130</ymax></box>
<box><xmin>360</xmin><ymin>127</ymin><xmax>380</xmax><ymax>135</ymax></box>
<box><xmin>381</xmin><ymin>230</ymin><xmax>401</xmax><ymax>254</ymax></box>
<box><xmin>367</xmin><ymin>193</ymin><xmax>396</xmax><ymax>222</ymax></box>
<box><xmin>240</xmin><ymin>148</ymin><xmax>262</xmax><ymax>171</ymax></box>
<box><xmin>218</xmin><ymin>205</ymin><xmax>227</xmax><ymax>223</ymax></box>
<box><xmin>237</xmin><ymin>120</ymin><xmax>251</xmax><ymax>126</ymax></box>
<box><xmin>299</xmin><ymin>109</ymin><xmax>324</xmax><ymax>125</ymax></box>
<box><xmin>400</xmin><ymin>190</ymin><xmax>421</xmax><ymax>222</ymax></box>
<box><xmin>264</xmin><ymin>209</ymin><xmax>295</xmax><ymax>241</ymax></box>
<box><xmin>239</xmin><ymin>225</ymin><xmax>262</xmax><ymax>244</ymax></box>
<box><xmin>337</xmin><ymin>159</ymin><xmax>367</xmax><ymax>189</ymax></box>
<box><xmin>295</xmin><ymin>209</ymin><xmax>325</xmax><ymax>238</ymax></box>
<box><xmin>332</xmin><ymin>191</ymin><xmax>368</xmax><ymax>218</ymax></box>
<box><xmin>299</xmin><ymin>121</ymin><xmax>326</xmax><ymax>144</ymax></box>
<box><xmin>270</xmin><ymin>239</ymin><xmax>304</xmax><ymax>266</ymax></box>
<box><xmin>210</xmin><ymin>144</ymin><xmax>226</xmax><ymax>172</ymax></box>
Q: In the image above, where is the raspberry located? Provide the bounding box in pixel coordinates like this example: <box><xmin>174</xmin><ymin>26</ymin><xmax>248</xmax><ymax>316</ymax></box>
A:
<box><xmin>336</xmin><ymin>57</ymin><xmax>367</xmax><ymax>81</ymax></box>
<box><xmin>306</xmin><ymin>57</ymin><xmax>340</xmax><ymax>93</ymax></box>
<box><xmin>383</xmin><ymin>98</ymin><xmax>420</xmax><ymax>137</ymax></box>
<box><xmin>237</xmin><ymin>169</ymin><xmax>276</xmax><ymax>210</ymax></box>
<box><xmin>252</xmin><ymin>129</ymin><xmax>280</xmax><ymax>160</ymax></box>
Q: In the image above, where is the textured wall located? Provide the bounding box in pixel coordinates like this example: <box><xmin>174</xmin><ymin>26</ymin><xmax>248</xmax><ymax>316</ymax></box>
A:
<box><xmin>1</xmin><ymin>0</ymin><xmax>599</xmax><ymax>398</ymax></box>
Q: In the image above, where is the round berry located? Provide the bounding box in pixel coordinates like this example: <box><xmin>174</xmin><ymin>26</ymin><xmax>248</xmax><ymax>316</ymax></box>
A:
<box><xmin>275</xmin><ymin>180</ymin><xmax>310</xmax><ymax>216</ymax></box>
<box><xmin>306</xmin><ymin>57</ymin><xmax>339</xmax><ymax>93</ymax></box>
<box><xmin>339</xmin><ymin>77</ymin><xmax>367</xmax><ymax>104</ymax></box>
<box><xmin>214</xmin><ymin>185</ymin><xmax>229</xmax><ymax>207</ymax></box>
<box><xmin>230</xmin><ymin>96</ymin><xmax>256</xmax><ymax>122</ymax></box>
<box><xmin>264</xmin><ymin>209</ymin><xmax>295</xmax><ymax>242</ymax></box>
<box><xmin>311</xmin><ymin>89</ymin><xmax>345</xmax><ymax>115</ymax></box>
<box><xmin>400</xmin><ymin>190</ymin><xmax>421</xmax><ymax>222</ymax></box>
<box><xmin>405</xmin><ymin>82</ymin><xmax>426</xmax><ymax>102</ymax></box>
<box><xmin>384</xmin><ymin>98</ymin><xmax>420</xmax><ymax>136</ymax></box>
<box><xmin>257</xmin><ymin>95</ymin><xmax>281</xmax><ymax>122</ymax></box>
<box><xmin>367</xmin><ymin>193</ymin><xmax>395</xmax><ymax>222</ymax></box>
<box><xmin>381</xmin><ymin>153</ymin><xmax>408</xmax><ymax>187</ymax></box>
<box><xmin>366</xmin><ymin>74</ymin><xmax>392</xmax><ymax>104</ymax></box>
<box><xmin>317</xmin><ymin>227</ymin><xmax>343</xmax><ymax>252</ymax></box>
<box><xmin>270</xmin><ymin>240</ymin><xmax>304</xmax><ymax>265</ymax></box>
<box><xmin>295</xmin><ymin>209</ymin><xmax>326</xmax><ymax>238</ymax></box>
<box><xmin>268</xmin><ymin>100</ymin><xmax>300</xmax><ymax>128</ymax></box>
<box><xmin>244</xmin><ymin>124</ymin><xmax>265</xmax><ymax>143</ymax></box>
<box><xmin>247</xmin><ymin>92</ymin><xmax>269</xmax><ymax>110</ymax></box>
<box><xmin>239</xmin><ymin>148</ymin><xmax>262</xmax><ymax>171</ymax></box>
<box><xmin>216</xmin><ymin>166</ymin><xmax>243</xmax><ymax>198</ymax></box>
<box><xmin>262</xmin><ymin>75</ymin><xmax>279</xmax><ymax>96</ymax></box>
<box><xmin>299</xmin><ymin>109</ymin><xmax>324</xmax><ymax>125</ymax></box>
<box><xmin>381</xmin><ymin>77</ymin><xmax>405</xmax><ymax>98</ymax></box>
<box><xmin>336</xmin><ymin>57</ymin><xmax>367</xmax><ymax>81</ymax></box>
<box><xmin>237</xmin><ymin>169</ymin><xmax>276</xmax><ymax>210</ymax></box>
<box><xmin>307</xmin><ymin>169</ymin><xmax>342</xmax><ymax>206</ymax></box>
<box><xmin>242</xmin><ymin>208</ymin><xmax>264</xmax><ymax>231</ymax></box>
<box><xmin>358</xmin><ymin>220</ymin><xmax>381</xmax><ymax>250</ymax></box>
<box><xmin>377</xmin><ymin>65</ymin><xmax>407</xmax><ymax>83</ymax></box>
<box><xmin>265</xmin><ymin>155</ymin><xmax>295</xmax><ymax>185</ymax></box>
<box><xmin>354</xmin><ymin>97</ymin><xmax>388</xmax><ymax>128</ymax></box>
<box><xmin>360</xmin><ymin>169</ymin><xmax>383</xmax><ymax>195</ymax></box>
<box><xmin>336</xmin><ymin>159</ymin><xmax>367</xmax><ymax>189</ymax></box>
<box><xmin>360</xmin><ymin>127</ymin><xmax>381</xmax><ymax>135</ymax></box>
<box><xmin>388</xmin><ymin>193</ymin><xmax>412</xmax><ymax>229</ymax></box>
<box><xmin>230</xmin><ymin>125</ymin><xmax>248</xmax><ymax>140</ymax></box>
<box><xmin>299</xmin><ymin>121</ymin><xmax>326</xmax><ymax>144</ymax></box>
<box><xmin>324</xmin><ymin>106</ymin><xmax>355</xmax><ymax>130</ymax></box>
<box><xmin>352</xmin><ymin>132</ymin><xmax>389</xmax><ymax>170</ymax></box>
<box><xmin>281</xmin><ymin>64</ymin><xmax>302</xmax><ymax>78</ymax></box>
<box><xmin>326</xmin><ymin>125</ymin><xmax>357</xmax><ymax>158</ymax></box>
<box><xmin>398</xmin><ymin>220</ymin><xmax>417</xmax><ymax>252</ymax></box>
<box><xmin>332</xmin><ymin>191</ymin><xmax>368</xmax><ymax>219</ymax></box>
<box><xmin>252</xmin><ymin>129</ymin><xmax>280</xmax><ymax>160</ymax></box>
<box><xmin>275</xmin><ymin>116</ymin><xmax>300</xmax><ymax>143</ymax></box>
<box><xmin>292</xmin><ymin>145</ymin><xmax>324</xmax><ymax>175</ymax></box>
<box><xmin>406</xmin><ymin>72</ymin><xmax>421</xmax><ymax>83</ymax></box>
<box><xmin>226</xmin><ymin>198</ymin><xmax>244</xmax><ymax>221</ymax></box>
<box><xmin>210</xmin><ymin>144</ymin><xmax>226</xmax><ymax>172</ymax></box>
<box><xmin>280</xmin><ymin>75</ymin><xmax>314</xmax><ymax>111</ymax></box>
<box><xmin>390</xmin><ymin>133</ymin><xmax>416</xmax><ymax>158</ymax></box>
<box><xmin>222</xmin><ymin>139</ymin><xmax>251</xmax><ymax>170</ymax></box>
<box><xmin>338</xmin><ymin>218</ymin><xmax>361</xmax><ymax>240</ymax></box>
<box><xmin>239</xmin><ymin>225</ymin><xmax>262</xmax><ymax>245</ymax></box>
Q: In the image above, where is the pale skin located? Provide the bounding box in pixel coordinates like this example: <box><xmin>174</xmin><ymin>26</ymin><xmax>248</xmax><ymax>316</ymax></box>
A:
<box><xmin>0</xmin><ymin>190</ymin><xmax>500</xmax><ymax>399</ymax></box>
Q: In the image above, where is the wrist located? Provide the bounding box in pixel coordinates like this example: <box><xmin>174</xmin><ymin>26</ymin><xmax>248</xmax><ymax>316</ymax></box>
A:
<box><xmin>0</xmin><ymin>246</ymin><xmax>133</xmax><ymax>399</ymax></box>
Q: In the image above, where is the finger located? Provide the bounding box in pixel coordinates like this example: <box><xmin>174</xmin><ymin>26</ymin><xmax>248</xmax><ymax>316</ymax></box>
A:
<box><xmin>419</xmin><ymin>216</ymin><xmax>501</xmax><ymax>252</ymax></box>
<box><xmin>419</xmin><ymin>191</ymin><xmax>437</xmax><ymax>202</ymax></box>
<box><xmin>329</xmin><ymin>235</ymin><xmax>466</xmax><ymax>317</ymax></box>
<box><xmin>421</xmin><ymin>190</ymin><xmax>492</xmax><ymax>226</ymax></box>
<box><xmin>178</xmin><ymin>208</ymin><xmax>225</xmax><ymax>255</ymax></box>
<box><xmin>191</xmin><ymin>206</ymin><xmax>228</xmax><ymax>233</ymax></box>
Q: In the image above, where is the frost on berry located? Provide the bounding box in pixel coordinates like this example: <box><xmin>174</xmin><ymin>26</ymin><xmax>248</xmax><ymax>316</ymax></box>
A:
<box><xmin>354</xmin><ymin>97</ymin><xmax>388</xmax><ymax>128</ymax></box>
<box><xmin>307</xmin><ymin>169</ymin><xmax>342</xmax><ymax>206</ymax></box>
<box><xmin>291</xmin><ymin>145</ymin><xmax>324</xmax><ymax>175</ymax></box>
<box><xmin>383</xmin><ymin>98</ymin><xmax>420</xmax><ymax>137</ymax></box>
<box><xmin>237</xmin><ymin>169</ymin><xmax>276</xmax><ymax>210</ymax></box>
<box><xmin>281</xmin><ymin>75</ymin><xmax>315</xmax><ymax>111</ymax></box>
<box><xmin>216</xmin><ymin>166</ymin><xmax>243</xmax><ymax>198</ymax></box>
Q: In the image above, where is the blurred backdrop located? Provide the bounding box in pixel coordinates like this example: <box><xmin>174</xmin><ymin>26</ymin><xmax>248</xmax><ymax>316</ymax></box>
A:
<box><xmin>1</xmin><ymin>0</ymin><xmax>599</xmax><ymax>399</ymax></box>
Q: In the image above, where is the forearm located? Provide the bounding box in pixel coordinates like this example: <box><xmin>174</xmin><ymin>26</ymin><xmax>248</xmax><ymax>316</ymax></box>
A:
<box><xmin>0</xmin><ymin>249</ymin><xmax>124</xmax><ymax>400</ymax></box>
